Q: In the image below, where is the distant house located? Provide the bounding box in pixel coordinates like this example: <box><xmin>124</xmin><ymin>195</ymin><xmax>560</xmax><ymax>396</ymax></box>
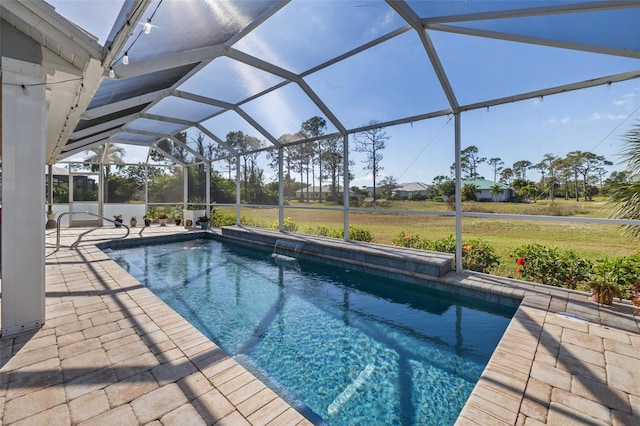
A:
<box><xmin>364</xmin><ymin>182</ymin><xmax>430</xmax><ymax>198</ymax></box>
<box><xmin>462</xmin><ymin>178</ymin><xmax>512</xmax><ymax>201</ymax></box>
<box><xmin>294</xmin><ymin>185</ymin><xmax>356</xmax><ymax>200</ymax></box>
<box><xmin>394</xmin><ymin>182</ymin><xmax>430</xmax><ymax>198</ymax></box>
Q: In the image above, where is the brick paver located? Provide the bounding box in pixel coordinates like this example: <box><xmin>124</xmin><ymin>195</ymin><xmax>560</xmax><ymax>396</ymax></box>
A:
<box><xmin>0</xmin><ymin>226</ymin><xmax>638</xmax><ymax>425</ymax></box>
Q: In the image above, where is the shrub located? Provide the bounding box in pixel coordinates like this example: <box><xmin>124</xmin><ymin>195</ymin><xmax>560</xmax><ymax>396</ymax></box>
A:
<box><xmin>305</xmin><ymin>226</ymin><xmax>332</xmax><ymax>237</ymax></box>
<box><xmin>282</xmin><ymin>217</ymin><xmax>298</xmax><ymax>232</ymax></box>
<box><xmin>428</xmin><ymin>235</ymin><xmax>457</xmax><ymax>254</ymax></box>
<box><xmin>590</xmin><ymin>255</ymin><xmax>640</xmax><ymax>299</ymax></box>
<box><xmin>392</xmin><ymin>232</ymin><xmax>430</xmax><ymax>250</ymax></box>
<box><xmin>304</xmin><ymin>225</ymin><xmax>372</xmax><ymax>241</ymax></box>
<box><xmin>269</xmin><ymin>217</ymin><xmax>298</xmax><ymax>232</ymax></box>
<box><xmin>348</xmin><ymin>226</ymin><xmax>373</xmax><ymax>242</ymax></box>
<box><xmin>392</xmin><ymin>233</ymin><xmax>499</xmax><ymax>273</ymax></box>
<box><xmin>459</xmin><ymin>239</ymin><xmax>500</xmax><ymax>273</ymax></box>
<box><xmin>210</xmin><ymin>210</ymin><xmax>236</xmax><ymax>227</ymax></box>
<box><xmin>410</xmin><ymin>193</ymin><xmax>428</xmax><ymax>201</ymax></box>
<box><xmin>511</xmin><ymin>244</ymin><xmax>592</xmax><ymax>289</ymax></box>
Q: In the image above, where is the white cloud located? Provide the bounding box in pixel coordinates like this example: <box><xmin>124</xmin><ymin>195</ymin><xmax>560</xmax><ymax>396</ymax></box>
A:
<box><xmin>612</xmin><ymin>88</ymin><xmax>639</xmax><ymax>107</ymax></box>
<box><xmin>590</xmin><ymin>112</ymin><xmax>627</xmax><ymax>121</ymax></box>
<box><xmin>549</xmin><ymin>116</ymin><xmax>570</xmax><ymax>124</ymax></box>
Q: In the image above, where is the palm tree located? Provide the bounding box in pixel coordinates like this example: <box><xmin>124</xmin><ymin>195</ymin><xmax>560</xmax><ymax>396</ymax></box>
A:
<box><xmin>85</xmin><ymin>143</ymin><xmax>125</xmax><ymax>202</ymax></box>
<box><xmin>490</xmin><ymin>183</ymin><xmax>503</xmax><ymax>202</ymax></box>
<box><xmin>610</xmin><ymin>121</ymin><xmax>640</xmax><ymax>238</ymax></box>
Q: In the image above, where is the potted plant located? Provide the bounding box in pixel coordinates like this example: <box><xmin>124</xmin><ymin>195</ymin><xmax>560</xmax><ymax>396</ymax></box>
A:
<box><xmin>198</xmin><ymin>215</ymin><xmax>210</xmax><ymax>230</ymax></box>
<box><xmin>590</xmin><ymin>281</ymin><xmax>621</xmax><ymax>305</ymax></box>
<box><xmin>130</xmin><ymin>216</ymin><xmax>137</xmax><ymax>227</ymax></box>
<box><xmin>589</xmin><ymin>270</ymin><xmax>621</xmax><ymax>305</ymax></box>
<box><xmin>113</xmin><ymin>214</ymin><xmax>123</xmax><ymax>227</ymax></box>
<box><xmin>632</xmin><ymin>282</ymin><xmax>640</xmax><ymax>314</ymax></box>
<box><xmin>45</xmin><ymin>207</ymin><xmax>57</xmax><ymax>229</ymax></box>
<box><xmin>157</xmin><ymin>211</ymin><xmax>168</xmax><ymax>226</ymax></box>
<box><xmin>174</xmin><ymin>212</ymin><xmax>182</xmax><ymax>226</ymax></box>
<box><xmin>143</xmin><ymin>215</ymin><xmax>152</xmax><ymax>227</ymax></box>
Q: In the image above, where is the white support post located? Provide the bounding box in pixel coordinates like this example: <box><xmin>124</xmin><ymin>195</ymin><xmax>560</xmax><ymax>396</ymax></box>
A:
<box><xmin>1</xmin><ymin>58</ymin><xmax>46</xmax><ymax>336</ymax></box>
<box><xmin>144</xmin><ymin>163</ymin><xmax>149</xmax><ymax>215</ymax></box>
<box><xmin>278</xmin><ymin>147</ymin><xmax>284</xmax><ymax>231</ymax></box>
<box><xmin>183</xmin><ymin>164</ymin><xmax>188</xmax><ymax>210</ymax></box>
<box><xmin>235</xmin><ymin>155</ymin><xmax>241</xmax><ymax>225</ymax></box>
<box><xmin>342</xmin><ymin>134</ymin><xmax>350</xmax><ymax>241</ymax></box>
<box><xmin>99</xmin><ymin>162</ymin><xmax>104</xmax><ymax>222</ymax></box>
<box><xmin>454</xmin><ymin>113</ymin><xmax>463</xmax><ymax>273</ymax></box>
<box><xmin>205</xmin><ymin>161</ymin><xmax>211</xmax><ymax>215</ymax></box>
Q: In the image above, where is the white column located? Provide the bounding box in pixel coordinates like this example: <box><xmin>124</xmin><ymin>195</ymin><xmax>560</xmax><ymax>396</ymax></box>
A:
<box><xmin>342</xmin><ymin>134</ymin><xmax>349</xmax><ymax>241</ymax></box>
<box><xmin>278</xmin><ymin>148</ymin><xmax>284</xmax><ymax>231</ymax></box>
<box><xmin>1</xmin><ymin>58</ymin><xmax>46</xmax><ymax>336</ymax></box>
<box><xmin>183</xmin><ymin>164</ymin><xmax>188</xmax><ymax>210</ymax></box>
<box><xmin>205</xmin><ymin>161</ymin><xmax>211</xmax><ymax>214</ymax></box>
<box><xmin>235</xmin><ymin>155</ymin><xmax>241</xmax><ymax>225</ymax></box>
<box><xmin>454</xmin><ymin>113</ymin><xmax>463</xmax><ymax>273</ymax></box>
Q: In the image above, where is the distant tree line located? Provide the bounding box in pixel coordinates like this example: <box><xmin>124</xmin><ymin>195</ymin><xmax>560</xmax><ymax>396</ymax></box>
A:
<box><xmin>432</xmin><ymin>145</ymin><xmax>615</xmax><ymax>202</ymax></box>
<box><xmin>75</xmin><ymin>122</ymin><xmax>634</xmax><ymax>208</ymax></box>
<box><xmin>75</xmin><ymin>116</ymin><xmax>394</xmax><ymax>206</ymax></box>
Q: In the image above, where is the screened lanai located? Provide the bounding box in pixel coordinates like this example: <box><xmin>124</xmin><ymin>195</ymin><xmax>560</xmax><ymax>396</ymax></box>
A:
<box><xmin>1</xmin><ymin>0</ymin><xmax>640</xmax><ymax>335</ymax></box>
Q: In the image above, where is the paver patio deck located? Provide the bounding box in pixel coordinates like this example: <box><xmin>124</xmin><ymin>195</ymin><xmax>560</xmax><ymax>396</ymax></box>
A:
<box><xmin>1</xmin><ymin>225</ymin><xmax>639</xmax><ymax>425</ymax></box>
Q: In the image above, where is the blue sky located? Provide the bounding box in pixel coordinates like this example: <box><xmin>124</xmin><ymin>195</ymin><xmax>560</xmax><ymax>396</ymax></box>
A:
<box><xmin>51</xmin><ymin>0</ymin><xmax>640</xmax><ymax>187</ymax></box>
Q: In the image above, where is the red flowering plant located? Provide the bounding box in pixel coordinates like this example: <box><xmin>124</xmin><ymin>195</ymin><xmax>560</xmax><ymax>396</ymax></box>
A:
<box><xmin>511</xmin><ymin>243</ymin><xmax>592</xmax><ymax>289</ymax></box>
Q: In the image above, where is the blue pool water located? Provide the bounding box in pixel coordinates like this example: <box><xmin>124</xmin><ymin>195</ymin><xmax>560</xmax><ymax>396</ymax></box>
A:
<box><xmin>107</xmin><ymin>238</ymin><xmax>516</xmax><ymax>425</ymax></box>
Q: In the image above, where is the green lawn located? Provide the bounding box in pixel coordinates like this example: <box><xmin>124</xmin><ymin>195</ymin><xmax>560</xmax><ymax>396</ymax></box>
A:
<box><xmin>216</xmin><ymin>198</ymin><xmax>640</xmax><ymax>278</ymax></box>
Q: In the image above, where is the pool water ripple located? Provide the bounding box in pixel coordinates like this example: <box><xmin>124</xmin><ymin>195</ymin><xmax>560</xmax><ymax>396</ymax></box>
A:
<box><xmin>108</xmin><ymin>238</ymin><xmax>515</xmax><ymax>425</ymax></box>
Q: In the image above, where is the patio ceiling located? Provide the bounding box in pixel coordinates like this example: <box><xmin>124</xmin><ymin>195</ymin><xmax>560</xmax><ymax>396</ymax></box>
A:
<box><xmin>3</xmin><ymin>0</ymin><xmax>640</xmax><ymax>165</ymax></box>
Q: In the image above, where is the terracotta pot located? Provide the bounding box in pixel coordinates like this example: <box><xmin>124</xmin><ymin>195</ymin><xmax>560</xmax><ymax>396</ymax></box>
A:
<box><xmin>591</xmin><ymin>288</ymin><xmax>614</xmax><ymax>305</ymax></box>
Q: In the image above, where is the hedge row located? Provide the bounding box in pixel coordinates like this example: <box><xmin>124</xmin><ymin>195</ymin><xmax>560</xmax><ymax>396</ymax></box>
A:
<box><xmin>208</xmin><ymin>214</ymin><xmax>639</xmax><ymax>300</ymax></box>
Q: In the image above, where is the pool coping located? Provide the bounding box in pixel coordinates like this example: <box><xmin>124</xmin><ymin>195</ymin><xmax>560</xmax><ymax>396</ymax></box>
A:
<box><xmin>1</xmin><ymin>226</ymin><xmax>639</xmax><ymax>425</ymax></box>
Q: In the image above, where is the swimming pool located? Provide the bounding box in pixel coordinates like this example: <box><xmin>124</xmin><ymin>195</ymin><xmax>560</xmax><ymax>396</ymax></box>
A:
<box><xmin>106</xmin><ymin>237</ymin><xmax>516</xmax><ymax>425</ymax></box>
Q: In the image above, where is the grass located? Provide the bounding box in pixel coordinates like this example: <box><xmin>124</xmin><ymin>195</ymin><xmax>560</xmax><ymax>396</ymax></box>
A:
<box><xmin>215</xmin><ymin>198</ymin><xmax>640</xmax><ymax>278</ymax></box>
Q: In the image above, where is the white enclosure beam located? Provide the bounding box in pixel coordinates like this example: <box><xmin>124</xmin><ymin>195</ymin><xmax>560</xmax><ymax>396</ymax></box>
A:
<box><xmin>1</xmin><ymin>57</ymin><xmax>46</xmax><ymax>336</ymax></box>
<box><xmin>235</xmin><ymin>155</ymin><xmax>241</xmax><ymax>225</ymax></box>
<box><xmin>196</xmin><ymin>124</ymin><xmax>238</xmax><ymax>155</ymax></box>
<box><xmin>81</xmin><ymin>89</ymin><xmax>172</xmax><ymax>120</ymax></box>
<box><xmin>169</xmin><ymin>135</ymin><xmax>207</xmax><ymax>163</ymax></box>
<box><xmin>387</xmin><ymin>0</ymin><xmax>460</xmax><ymax>112</ymax></box>
<box><xmin>454</xmin><ymin>114</ymin><xmax>463</xmax><ymax>273</ymax></box>
<box><xmin>423</xmin><ymin>1</ymin><xmax>639</xmax><ymax>24</ymax></box>
<box><xmin>205</xmin><ymin>161</ymin><xmax>211</xmax><ymax>216</ymax></box>
<box><xmin>111</xmin><ymin>45</ymin><xmax>224</xmax><ymax>79</ymax></box>
<box><xmin>342</xmin><ymin>134</ymin><xmax>350</xmax><ymax>241</ymax></box>
<box><xmin>428</xmin><ymin>23</ymin><xmax>640</xmax><ymax>59</ymax></box>
<box><xmin>183</xmin><ymin>165</ymin><xmax>188</xmax><ymax>214</ymax></box>
<box><xmin>460</xmin><ymin>69</ymin><xmax>640</xmax><ymax>113</ymax></box>
<box><xmin>278</xmin><ymin>147</ymin><xmax>284</xmax><ymax>231</ymax></box>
